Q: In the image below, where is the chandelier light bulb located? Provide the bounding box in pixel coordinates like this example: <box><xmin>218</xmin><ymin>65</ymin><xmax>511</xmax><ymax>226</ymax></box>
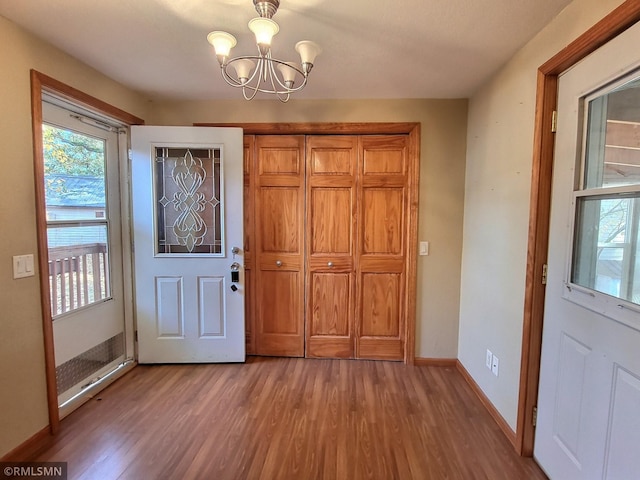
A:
<box><xmin>207</xmin><ymin>31</ymin><xmax>237</xmax><ymax>65</ymax></box>
<box><xmin>295</xmin><ymin>41</ymin><xmax>321</xmax><ymax>73</ymax></box>
<box><xmin>276</xmin><ymin>62</ymin><xmax>298</xmax><ymax>87</ymax></box>
<box><xmin>232</xmin><ymin>59</ymin><xmax>256</xmax><ymax>84</ymax></box>
<box><xmin>248</xmin><ymin>17</ymin><xmax>279</xmax><ymax>48</ymax></box>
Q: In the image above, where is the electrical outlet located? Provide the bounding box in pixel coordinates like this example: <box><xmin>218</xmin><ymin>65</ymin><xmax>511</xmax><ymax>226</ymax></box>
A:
<box><xmin>485</xmin><ymin>349</ymin><xmax>493</xmax><ymax>369</ymax></box>
<box><xmin>492</xmin><ymin>355</ymin><xmax>500</xmax><ymax>376</ymax></box>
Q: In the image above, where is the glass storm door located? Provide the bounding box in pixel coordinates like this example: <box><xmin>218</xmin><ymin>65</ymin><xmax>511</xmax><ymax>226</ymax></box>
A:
<box><xmin>42</xmin><ymin>101</ymin><xmax>126</xmax><ymax>408</ymax></box>
<box><xmin>131</xmin><ymin>126</ymin><xmax>245</xmax><ymax>363</ymax></box>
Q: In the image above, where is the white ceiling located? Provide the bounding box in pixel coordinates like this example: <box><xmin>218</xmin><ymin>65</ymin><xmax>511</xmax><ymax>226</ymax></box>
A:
<box><xmin>0</xmin><ymin>0</ymin><xmax>573</xmax><ymax>101</ymax></box>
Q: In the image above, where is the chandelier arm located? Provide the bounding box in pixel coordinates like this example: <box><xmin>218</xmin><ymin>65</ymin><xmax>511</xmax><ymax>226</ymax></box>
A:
<box><xmin>216</xmin><ymin>53</ymin><xmax>311</xmax><ymax>97</ymax></box>
<box><xmin>264</xmin><ymin>59</ymin><xmax>290</xmax><ymax>101</ymax></box>
<box><xmin>219</xmin><ymin>66</ymin><xmax>245</xmax><ymax>88</ymax></box>
<box><xmin>242</xmin><ymin>86</ymin><xmax>260</xmax><ymax>101</ymax></box>
<box><xmin>265</xmin><ymin>54</ymin><xmax>310</xmax><ymax>93</ymax></box>
<box><xmin>229</xmin><ymin>54</ymin><xmax>308</xmax><ymax>88</ymax></box>
<box><xmin>219</xmin><ymin>58</ymin><xmax>258</xmax><ymax>88</ymax></box>
<box><xmin>265</xmin><ymin>54</ymin><xmax>288</xmax><ymax>92</ymax></box>
<box><xmin>241</xmin><ymin>57</ymin><xmax>264</xmax><ymax>100</ymax></box>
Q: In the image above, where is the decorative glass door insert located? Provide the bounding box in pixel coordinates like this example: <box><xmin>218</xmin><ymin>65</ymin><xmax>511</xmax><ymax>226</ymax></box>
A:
<box><xmin>154</xmin><ymin>147</ymin><xmax>223</xmax><ymax>255</ymax></box>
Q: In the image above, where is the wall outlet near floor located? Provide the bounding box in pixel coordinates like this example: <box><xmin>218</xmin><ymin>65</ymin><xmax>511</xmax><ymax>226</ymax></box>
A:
<box><xmin>491</xmin><ymin>354</ymin><xmax>500</xmax><ymax>376</ymax></box>
<box><xmin>485</xmin><ymin>349</ymin><xmax>493</xmax><ymax>369</ymax></box>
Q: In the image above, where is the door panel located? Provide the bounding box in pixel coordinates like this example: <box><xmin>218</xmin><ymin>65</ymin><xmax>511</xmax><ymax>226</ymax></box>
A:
<box><xmin>310</xmin><ymin>273</ymin><xmax>351</xmax><ymax>336</ymax></box>
<box><xmin>306</xmin><ymin>136</ymin><xmax>357</xmax><ymax>358</ymax></box>
<box><xmin>131</xmin><ymin>126</ymin><xmax>245</xmax><ymax>363</ymax></box>
<box><xmin>362</xmin><ymin>188</ymin><xmax>404</xmax><ymax>254</ymax></box>
<box><xmin>155</xmin><ymin>276</ymin><xmax>183</xmax><ymax>337</ymax></box>
<box><xmin>254</xmin><ymin>135</ymin><xmax>305</xmax><ymax>356</ymax></box>
<box><xmin>310</xmin><ymin>188</ymin><xmax>352</xmax><ymax>253</ymax></box>
<box><xmin>360</xmin><ymin>273</ymin><xmax>401</xmax><ymax>337</ymax></box>
<box><xmin>259</xmin><ymin>187</ymin><xmax>300</xmax><ymax>252</ymax></box>
<box><xmin>553</xmin><ymin>333</ymin><xmax>591</xmax><ymax>467</ymax></box>
<box><xmin>357</xmin><ymin>136</ymin><xmax>407</xmax><ymax>361</ymax></box>
<box><xmin>605</xmin><ymin>367</ymin><xmax>640</xmax><ymax>479</ymax></box>
<box><xmin>260</xmin><ymin>271</ymin><xmax>302</xmax><ymax>334</ymax></box>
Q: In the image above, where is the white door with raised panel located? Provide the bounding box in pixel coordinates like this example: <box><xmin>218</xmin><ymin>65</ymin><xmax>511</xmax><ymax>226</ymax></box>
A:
<box><xmin>131</xmin><ymin>126</ymin><xmax>245</xmax><ymax>363</ymax></box>
<box><xmin>535</xmin><ymin>22</ymin><xmax>640</xmax><ymax>480</ymax></box>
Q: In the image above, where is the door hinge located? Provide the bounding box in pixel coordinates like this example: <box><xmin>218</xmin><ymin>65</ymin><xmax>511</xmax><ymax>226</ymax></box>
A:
<box><xmin>532</xmin><ymin>406</ymin><xmax>538</xmax><ymax>427</ymax></box>
<box><xmin>542</xmin><ymin>264</ymin><xmax>548</xmax><ymax>285</ymax></box>
<box><xmin>134</xmin><ymin>330</ymin><xmax>138</xmax><ymax>342</ymax></box>
<box><xmin>128</xmin><ymin>148</ymin><xmax>133</xmax><ymax>160</ymax></box>
<box><xmin>551</xmin><ymin>110</ymin><xmax>558</xmax><ymax>133</ymax></box>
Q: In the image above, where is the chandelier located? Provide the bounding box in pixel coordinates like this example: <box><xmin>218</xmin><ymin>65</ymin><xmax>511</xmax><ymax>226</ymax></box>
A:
<box><xmin>207</xmin><ymin>0</ymin><xmax>321</xmax><ymax>102</ymax></box>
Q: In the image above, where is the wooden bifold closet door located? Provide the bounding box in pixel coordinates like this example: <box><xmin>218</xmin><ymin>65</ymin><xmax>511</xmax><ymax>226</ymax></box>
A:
<box><xmin>246</xmin><ymin>133</ymin><xmax>411</xmax><ymax>361</ymax></box>
<box><xmin>356</xmin><ymin>136</ymin><xmax>408</xmax><ymax>360</ymax></box>
<box><xmin>253</xmin><ymin>135</ymin><xmax>306</xmax><ymax>357</ymax></box>
<box><xmin>305</xmin><ymin>136</ymin><xmax>358</xmax><ymax>358</ymax></box>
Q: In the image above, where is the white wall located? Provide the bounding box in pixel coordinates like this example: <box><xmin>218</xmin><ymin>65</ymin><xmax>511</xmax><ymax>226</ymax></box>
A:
<box><xmin>459</xmin><ymin>0</ymin><xmax>626</xmax><ymax>431</ymax></box>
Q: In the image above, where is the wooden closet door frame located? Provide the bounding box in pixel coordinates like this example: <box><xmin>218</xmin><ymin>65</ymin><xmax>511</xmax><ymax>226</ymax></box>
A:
<box><xmin>197</xmin><ymin>123</ymin><xmax>420</xmax><ymax>364</ymax></box>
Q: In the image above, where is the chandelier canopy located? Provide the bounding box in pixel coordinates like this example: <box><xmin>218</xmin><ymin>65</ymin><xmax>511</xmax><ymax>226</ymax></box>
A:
<box><xmin>207</xmin><ymin>0</ymin><xmax>321</xmax><ymax>103</ymax></box>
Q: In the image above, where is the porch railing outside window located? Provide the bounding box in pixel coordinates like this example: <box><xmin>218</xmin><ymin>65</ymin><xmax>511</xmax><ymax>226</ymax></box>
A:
<box><xmin>48</xmin><ymin>243</ymin><xmax>109</xmax><ymax>316</ymax></box>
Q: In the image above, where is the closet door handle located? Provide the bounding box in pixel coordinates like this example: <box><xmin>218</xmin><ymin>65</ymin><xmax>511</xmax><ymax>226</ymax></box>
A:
<box><xmin>327</xmin><ymin>262</ymin><xmax>334</xmax><ymax>268</ymax></box>
<box><xmin>275</xmin><ymin>260</ymin><xmax>283</xmax><ymax>267</ymax></box>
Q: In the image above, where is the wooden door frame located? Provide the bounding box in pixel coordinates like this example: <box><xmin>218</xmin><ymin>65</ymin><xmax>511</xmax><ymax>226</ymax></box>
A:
<box><xmin>30</xmin><ymin>70</ymin><xmax>144</xmax><ymax>433</ymax></box>
<box><xmin>517</xmin><ymin>2</ymin><xmax>640</xmax><ymax>456</ymax></box>
<box><xmin>196</xmin><ymin>122</ymin><xmax>420</xmax><ymax>364</ymax></box>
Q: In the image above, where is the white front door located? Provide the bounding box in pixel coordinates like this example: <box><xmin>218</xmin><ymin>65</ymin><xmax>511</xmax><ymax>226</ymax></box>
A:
<box><xmin>131</xmin><ymin>126</ymin><xmax>245</xmax><ymax>363</ymax></box>
<box><xmin>535</xmin><ymin>22</ymin><xmax>640</xmax><ymax>479</ymax></box>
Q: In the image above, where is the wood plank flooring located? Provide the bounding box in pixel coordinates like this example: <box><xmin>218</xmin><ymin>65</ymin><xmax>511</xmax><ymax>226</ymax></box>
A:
<box><xmin>29</xmin><ymin>357</ymin><xmax>547</xmax><ymax>479</ymax></box>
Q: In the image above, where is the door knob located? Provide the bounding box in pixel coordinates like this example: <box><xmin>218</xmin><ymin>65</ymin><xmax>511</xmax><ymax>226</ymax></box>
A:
<box><xmin>327</xmin><ymin>262</ymin><xmax>334</xmax><ymax>268</ymax></box>
<box><xmin>276</xmin><ymin>260</ymin><xmax>282</xmax><ymax>267</ymax></box>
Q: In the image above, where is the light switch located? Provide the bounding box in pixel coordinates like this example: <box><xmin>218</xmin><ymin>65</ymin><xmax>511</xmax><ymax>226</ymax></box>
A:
<box><xmin>13</xmin><ymin>254</ymin><xmax>35</xmax><ymax>279</ymax></box>
<box><xmin>419</xmin><ymin>241</ymin><xmax>429</xmax><ymax>256</ymax></box>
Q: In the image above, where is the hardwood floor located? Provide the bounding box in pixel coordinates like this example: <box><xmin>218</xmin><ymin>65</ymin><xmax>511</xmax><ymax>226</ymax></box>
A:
<box><xmin>29</xmin><ymin>357</ymin><xmax>547</xmax><ymax>479</ymax></box>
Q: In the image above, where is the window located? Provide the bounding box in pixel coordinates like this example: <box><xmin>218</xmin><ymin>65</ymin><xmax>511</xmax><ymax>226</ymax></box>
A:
<box><xmin>567</xmin><ymin>73</ymin><xmax>640</xmax><ymax>323</ymax></box>
<box><xmin>43</xmin><ymin>105</ymin><xmax>117</xmax><ymax>317</ymax></box>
